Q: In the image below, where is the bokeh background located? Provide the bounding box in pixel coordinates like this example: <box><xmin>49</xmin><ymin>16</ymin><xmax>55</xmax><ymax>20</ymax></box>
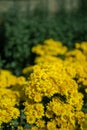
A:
<box><xmin>0</xmin><ymin>0</ymin><xmax>87</xmax><ymax>75</ymax></box>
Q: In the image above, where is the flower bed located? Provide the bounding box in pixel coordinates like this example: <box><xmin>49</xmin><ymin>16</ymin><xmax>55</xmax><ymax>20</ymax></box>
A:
<box><xmin>0</xmin><ymin>39</ymin><xmax>87</xmax><ymax>130</ymax></box>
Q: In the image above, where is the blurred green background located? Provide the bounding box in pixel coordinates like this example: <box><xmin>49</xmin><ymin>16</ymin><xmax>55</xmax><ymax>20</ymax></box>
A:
<box><xmin>0</xmin><ymin>0</ymin><xmax>87</xmax><ymax>75</ymax></box>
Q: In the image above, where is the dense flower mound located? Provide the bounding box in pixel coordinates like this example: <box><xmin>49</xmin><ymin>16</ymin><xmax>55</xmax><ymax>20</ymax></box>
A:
<box><xmin>0</xmin><ymin>88</ymin><xmax>20</xmax><ymax>126</ymax></box>
<box><xmin>24</xmin><ymin>62</ymin><xmax>85</xmax><ymax>130</ymax></box>
<box><xmin>0</xmin><ymin>70</ymin><xmax>26</xmax><ymax>128</ymax></box>
<box><xmin>0</xmin><ymin>69</ymin><xmax>26</xmax><ymax>100</ymax></box>
<box><xmin>23</xmin><ymin>39</ymin><xmax>87</xmax><ymax>130</ymax></box>
<box><xmin>0</xmin><ymin>39</ymin><xmax>87</xmax><ymax>129</ymax></box>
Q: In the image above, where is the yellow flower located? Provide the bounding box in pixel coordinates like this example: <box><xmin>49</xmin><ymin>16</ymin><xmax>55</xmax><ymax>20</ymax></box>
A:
<box><xmin>36</xmin><ymin>119</ymin><xmax>45</xmax><ymax>128</ymax></box>
<box><xmin>75</xmin><ymin>41</ymin><xmax>87</xmax><ymax>55</ymax></box>
<box><xmin>26</xmin><ymin>114</ymin><xmax>36</xmax><ymax>124</ymax></box>
<box><xmin>31</xmin><ymin>126</ymin><xmax>39</xmax><ymax>130</ymax></box>
<box><xmin>17</xmin><ymin>126</ymin><xmax>24</xmax><ymax>130</ymax></box>
<box><xmin>45</xmin><ymin>110</ymin><xmax>54</xmax><ymax>119</ymax></box>
<box><xmin>85</xmin><ymin>88</ymin><xmax>87</xmax><ymax>93</ymax></box>
<box><xmin>67</xmin><ymin>123</ymin><xmax>75</xmax><ymax>130</ymax></box>
<box><xmin>34</xmin><ymin>103</ymin><xmax>44</xmax><ymax>119</ymax></box>
<box><xmin>33</xmin><ymin>92</ymin><xmax>42</xmax><ymax>102</ymax></box>
<box><xmin>47</xmin><ymin>121</ymin><xmax>57</xmax><ymax>130</ymax></box>
<box><xmin>10</xmin><ymin>108</ymin><xmax>20</xmax><ymax>119</ymax></box>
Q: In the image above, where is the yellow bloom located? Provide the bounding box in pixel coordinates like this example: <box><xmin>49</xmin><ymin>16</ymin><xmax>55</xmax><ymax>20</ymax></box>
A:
<box><xmin>26</xmin><ymin>114</ymin><xmax>36</xmax><ymax>124</ymax></box>
<box><xmin>34</xmin><ymin>103</ymin><xmax>44</xmax><ymax>119</ymax></box>
<box><xmin>47</xmin><ymin>121</ymin><xmax>57</xmax><ymax>130</ymax></box>
<box><xmin>10</xmin><ymin>108</ymin><xmax>20</xmax><ymax>119</ymax></box>
<box><xmin>85</xmin><ymin>88</ymin><xmax>87</xmax><ymax>93</ymax></box>
<box><xmin>45</xmin><ymin>110</ymin><xmax>54</xmax><ymax>119</ymax></box>
<box><xmin>36</xmin><ymin>119</ymin><xmax>45</xmax><ymax>128</ymax></box>
<box><xmin>17</xmin><ymin>126</ymin><xmax>24</xmax><ymax>130</ymax></box>
<box><xmin>31</xmin><ymin>126</ymin><xmax>39</xmax><ymax>130</ymax></box>
<box><xmin>33</xmin><ymin>92</ymin><xmax>42</xmax><ymax>102</ymax></box>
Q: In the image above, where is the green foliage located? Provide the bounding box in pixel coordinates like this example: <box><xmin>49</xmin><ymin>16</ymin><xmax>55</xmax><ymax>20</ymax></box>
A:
<box><xmin>0</xmin><ymin>10</ymin><xmax>87</xmax><ymax>75</ymax></box>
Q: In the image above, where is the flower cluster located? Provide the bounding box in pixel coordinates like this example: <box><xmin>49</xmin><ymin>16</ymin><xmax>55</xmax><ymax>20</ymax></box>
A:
<box><xmin>23</xmin><ymin>40</ymin><xmax>87</xmax><ymax>93</ymax></box>
<box><xmin>0</xmin><ymin>70</ymin><xmax>27</xmax><ymax>128</ymax></box>
<box><xmin>0</xmin><ymin>70</ymin><xmax>17</xmax><ymax>88</ymax></box>
<box><xmin>0</xmin><ymin>39</ymin><xmax>87</xmax><ymax>129</ymax></box>
<box><xmin>23</xmin><ymin>39</ymin><xmax>87</xmax><ymax>130</ymax></box>
<box><xmin>32</xmin><ymin>39</ymin><xmax>67</xmax><ymax>64</ymax></box>
<box><xmin>24</xmin><ymin>62</ymin><xmax>85</xmax><ymax>130</ymax></box>
<box><xmin>0</xmin><ymin>88</ymin><xmax>20</xmax><ymax>126</ymax></box>
<box><xmin>32</xmin><ymin>39</ymin><xmax>68</xmax><ymax>56</ymax></box>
